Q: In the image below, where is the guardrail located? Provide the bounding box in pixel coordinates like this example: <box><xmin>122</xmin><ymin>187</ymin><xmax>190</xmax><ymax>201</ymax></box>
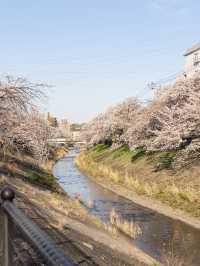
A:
<box><xmin>0</xmin><ymin>186</ymin><xmax>78</xmax><ymax>266</ymax></box>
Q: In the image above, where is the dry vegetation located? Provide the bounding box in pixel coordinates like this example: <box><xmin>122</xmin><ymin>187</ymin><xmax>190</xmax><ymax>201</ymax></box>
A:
<box><xmin>110</xmin><ymin>208</ymin><xmax>142</xmax><ymax>239</ymax></box>
<box><xmin>0</xmin><ymin>173</ymin><xmax>105</xmax><ymax>236</ymax></box>
<box><xmin>76</xmin><ymin>144</ymin><xmax>200</xmax><ymax>217</ymax></box>
<box><xmin>73</xmin><ymin>191</ymin><xmax>143</xmax><ymax>239</ymax></box>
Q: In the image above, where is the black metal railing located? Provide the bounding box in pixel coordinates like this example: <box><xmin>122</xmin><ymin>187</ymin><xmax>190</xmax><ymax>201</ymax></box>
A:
<box><xmin>0</xmin><ymin>186</ymin><xmax>78</xmax><ymax>266</ymax></box>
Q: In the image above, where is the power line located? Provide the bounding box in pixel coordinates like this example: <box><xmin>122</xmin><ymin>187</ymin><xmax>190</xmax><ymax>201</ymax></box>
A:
<box><xmin>134</xmin><ymin>69</ymin><xmax>184</xmax><ymax>103</ymax></box>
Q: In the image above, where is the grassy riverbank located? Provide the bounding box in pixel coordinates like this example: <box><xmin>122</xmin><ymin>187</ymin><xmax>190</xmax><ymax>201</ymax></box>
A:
<box><xmin>1</xmin><ymin>176</ymin><xmax>159</xmax><ymax>266</ymax></box>
<box><xmin>0</xmin><ymin>147</ymin><xmax>160</xmax><ymax>266</ymax></box>
<box><xmin>0</xmin><ymin>146</ymin><xmax>67</xmax><ymax>191</ymax></box>
<box><xmin>0</xmin><ymin>146</ymin><xmax>106</xmax><ymax>231</ymax></box>
<box><xmin>76</xmin><ymin>144</ymin><xmax>200</xmax><ymax>218</ymax></box>
<box><xmin>0</xmin><ymin>146</ymin><xmax>126</xmax><ymax>234</ymax></box>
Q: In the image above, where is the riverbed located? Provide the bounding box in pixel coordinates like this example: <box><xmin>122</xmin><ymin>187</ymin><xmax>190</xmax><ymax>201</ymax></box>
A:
<box><xmin>53</xmin><ymin>153</ymin><xmax>200</xmax><ymax>265</ymax></box>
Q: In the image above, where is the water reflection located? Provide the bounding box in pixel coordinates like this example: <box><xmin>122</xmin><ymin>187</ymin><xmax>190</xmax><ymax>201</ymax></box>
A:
<box><xmin>53</xmin><ymin>154</ymin><xmax>200</xmax><ymax>265</ymax></box>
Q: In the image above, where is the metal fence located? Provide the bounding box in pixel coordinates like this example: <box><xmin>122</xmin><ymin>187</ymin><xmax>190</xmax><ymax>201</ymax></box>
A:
<box><xmin>0</xmin><ymin>186</ymin><xmax>78</xmax><ymax>266</ymax></box>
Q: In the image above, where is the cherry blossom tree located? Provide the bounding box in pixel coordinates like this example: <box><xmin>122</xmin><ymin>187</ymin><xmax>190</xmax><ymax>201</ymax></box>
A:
<box><xmin>0</xmin><ymin>75</ymin><xmax>52</xmax><ymax>161</ymax></box>
<box><xmin>81</xmin><ymin>97</ymin><xmax>141</xmax><ymax>146</ymax></box>
<box><xmin>126</xmin><ymin>74</ymin><xmax>200</xmax><ymax>151</ymax></box>
<box><xmin>82</xmin><ymin>73</ymin><xmax>200</xmax><ymax>153</ymax></box>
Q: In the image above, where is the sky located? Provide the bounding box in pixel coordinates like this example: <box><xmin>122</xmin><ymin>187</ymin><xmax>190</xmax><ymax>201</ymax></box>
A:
<box><xmin>0</xmin><ymin>0</ymin><xmax>199</xmax><ymax>122</ymax></box>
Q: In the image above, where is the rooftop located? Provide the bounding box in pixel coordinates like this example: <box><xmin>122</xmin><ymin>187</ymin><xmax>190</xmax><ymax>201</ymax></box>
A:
<box><xmin>184</xmin><ymin>42</ymin><xmax>200</xmax><ymax>56</ymax></box>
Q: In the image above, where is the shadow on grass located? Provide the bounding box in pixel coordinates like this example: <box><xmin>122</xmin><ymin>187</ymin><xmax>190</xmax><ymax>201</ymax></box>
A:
<box><xmin>0</xmin><ymin>153</ymin><xmax>56</xmax><ymax>190</ymax></box>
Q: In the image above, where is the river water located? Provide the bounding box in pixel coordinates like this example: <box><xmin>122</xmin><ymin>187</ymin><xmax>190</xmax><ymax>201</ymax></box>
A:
<box><xmin>53</xmin><ymin>153</ymin><xmax>200</xmax><ymax>265</ymax></box>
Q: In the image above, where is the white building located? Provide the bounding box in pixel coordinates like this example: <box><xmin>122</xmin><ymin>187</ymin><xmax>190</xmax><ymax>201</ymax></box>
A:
<box><xmin>184</xmin><ymin>42</ymin><xmax>200</xmax><ymax>75</ymax></box>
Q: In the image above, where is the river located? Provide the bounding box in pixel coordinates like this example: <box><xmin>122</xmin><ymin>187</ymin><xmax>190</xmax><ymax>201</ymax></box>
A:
<box><xmin>53</xmin><ymin>152</ymin><xmax>200</xmax><ymax>265</ymax></box>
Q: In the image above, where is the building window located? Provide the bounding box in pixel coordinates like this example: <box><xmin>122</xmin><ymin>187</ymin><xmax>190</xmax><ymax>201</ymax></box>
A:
<box><xmin>193</xmin><ymin>52</ymin><xmax>199</xmax><ymax>65</ymax></box>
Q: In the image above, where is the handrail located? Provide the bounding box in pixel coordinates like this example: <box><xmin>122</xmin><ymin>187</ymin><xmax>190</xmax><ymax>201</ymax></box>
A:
<box><xmin>0</xmin><ymin>186</ymin><xmax>78</xmax><ymax>266</ymax></box>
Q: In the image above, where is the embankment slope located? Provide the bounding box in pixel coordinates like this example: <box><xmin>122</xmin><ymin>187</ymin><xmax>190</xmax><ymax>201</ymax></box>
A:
<box><xmin>76</xmin><ymin>144</ymin><xmax>200</xmax><ymax>227</ymax></box>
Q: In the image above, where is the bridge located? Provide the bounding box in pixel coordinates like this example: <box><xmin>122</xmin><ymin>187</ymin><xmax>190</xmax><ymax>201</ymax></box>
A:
<box><xmin>48</xmin><ymin>138</ymin><xmax>86</xmax><ymax>146</ymax></box>
<box><xmin>48</xmin><ymin>138</ymin><xmax>86</xmax><ymax>144</ymax></box>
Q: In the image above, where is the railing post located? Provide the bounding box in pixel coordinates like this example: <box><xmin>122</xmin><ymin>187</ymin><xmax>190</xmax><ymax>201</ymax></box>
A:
<box><xmin>0</xmin><ymin>187</ymin><xmax>15</xmax><ymax>266</ymax></box>
<box><xmin>0</xmin><ymin>209</ymin><xmax>6</xmax><ymax>266</ymax></box>
<box><xmin>3</xmin><ymin>212</ymin><xmax>9</xmax><ymax>266</ymax></box>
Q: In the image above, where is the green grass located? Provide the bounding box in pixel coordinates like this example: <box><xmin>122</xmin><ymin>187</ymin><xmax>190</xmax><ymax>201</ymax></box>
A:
<box><xmin>148</xmin><ymin>151</ymin><xmax>177</xmax><ymax>170</ymax></box>
<box><xmin>90</xmin><ymin>144</ymin><xmax>134</xmax><ymax>163</ymax></box>
<box><xmin>92</xmin><ymin>144</ymin><xmax>109</xmax><ymax>153</ymax></box>
<box><xmin>25</xmin><ymin>168</ymin><xmax>55</xmax><ymax>187</ymax></box>
<box><xmin>27</xmin><ymin>146</ymin><xmax>67</xmax><ymax>188</ymax></box>
<box><xmin>131</xmin><ymin>148</ymin><xmax>146</xmax><ymax>162</ymax></box>
<box><xmin>0</xmin><ymin>149</ymin><xmax>60</xmax><ymax>189</ymax></box>
<box><xmin>90</xmin><ymin>145</ymin><xmax>176</xmax><ymax>169</ymax></box>
<box><xmin>110</xmin><ymin>145</ymin><xmax>129</xmax><ymax>157</ymax></box>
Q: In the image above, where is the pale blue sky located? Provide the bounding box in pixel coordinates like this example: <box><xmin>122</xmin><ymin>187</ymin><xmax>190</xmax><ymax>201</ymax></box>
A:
<box><xmin>0</xmin><ymin>0</ymin><xmax>199</xmax><ymax>122</ymax></box>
